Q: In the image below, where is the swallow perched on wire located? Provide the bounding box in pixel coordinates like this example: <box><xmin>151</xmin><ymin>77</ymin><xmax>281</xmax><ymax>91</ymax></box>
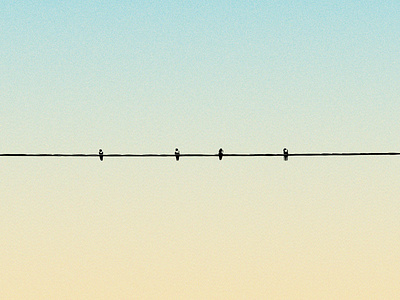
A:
<box><xmin>218</xmin><ymin>148</ymin><xmax>224</xmax><ymax>160</ymax></box>
<box><xmin>99</xmin><ymin>149</ymin><xmax>104</xmax><ymax>161</ymax></box>
<box><xmin>175</xmin><ymin>148</ymin><xmax>180</xmax><ymax>161</ymax></box>
<box><xmin>283</xmin><ymin>148</ymin><xmax>289</xmax><ymax>161</ymax></box>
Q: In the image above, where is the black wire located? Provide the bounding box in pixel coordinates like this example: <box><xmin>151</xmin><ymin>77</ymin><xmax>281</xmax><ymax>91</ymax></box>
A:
<box><xmin>0</xmin><ymin>152</ymin><xmax>399</xmax><ymax>157</ymax></box>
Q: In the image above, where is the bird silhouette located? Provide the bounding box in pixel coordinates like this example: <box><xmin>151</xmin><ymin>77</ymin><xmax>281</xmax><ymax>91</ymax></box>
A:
<box><xmin>99</xmin><ymin>149</ymin><xmax>104</xmax><ymax>161</ymax></box>
<box><xmin>283</xmin><ymin>148</ymin><xmax>288</xmax><ymax>161</ymax></box>
<box><xmin>218</xmin><ymin>148</ymin><xmax>224</xmax><ymax>160</ymax></box>
<box><xmin>175</xmin><ymin>148</ymin><xmax>180</xmax><ymax>161</ymax></box>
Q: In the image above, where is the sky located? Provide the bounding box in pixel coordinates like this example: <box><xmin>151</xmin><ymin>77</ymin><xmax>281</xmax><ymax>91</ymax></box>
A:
<box><xmin>1</xmin><ymin>1</ymin><xmax>399</xmax><ymax>299</ymax></box>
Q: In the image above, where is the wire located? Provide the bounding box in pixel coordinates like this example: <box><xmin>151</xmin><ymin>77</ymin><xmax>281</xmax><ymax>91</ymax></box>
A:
<box><xmin>0</xmin><ymin>151</ymin><xmax>400</xmax><ymax>159</ymax></box>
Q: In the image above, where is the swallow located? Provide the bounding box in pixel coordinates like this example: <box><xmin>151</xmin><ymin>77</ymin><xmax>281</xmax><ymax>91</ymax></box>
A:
<box><xmin>99</xmin><ymin>149</ymin><xmax>104</xmax><ymax>161</ymax></box>
<box><xmin>175</xmin><ymin>148</ymin><xmax>180</xmax><ymax>161</ymax></box>
<box><xmin>283</xmin><ymin>148</ymin><xmax>289</xmax><ymax>161</ymax></box>
<box><xmin>218</xmin><ymin>148</ymin><xmax>224</xmax><ymax>160</ymax></box>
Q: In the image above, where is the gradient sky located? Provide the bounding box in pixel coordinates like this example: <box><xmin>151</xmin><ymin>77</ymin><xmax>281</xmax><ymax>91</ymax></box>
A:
<box><xmin>1</xmin><ymin>1</ymin><xmax>399</xmax><ymax>299</ymax></box>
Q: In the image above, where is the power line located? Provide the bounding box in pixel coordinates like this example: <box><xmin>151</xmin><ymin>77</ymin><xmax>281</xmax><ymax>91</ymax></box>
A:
<box><xmin>0</xmin><ymin>148</ymin><xmax>400</xmax><ymax>161</ymax></box>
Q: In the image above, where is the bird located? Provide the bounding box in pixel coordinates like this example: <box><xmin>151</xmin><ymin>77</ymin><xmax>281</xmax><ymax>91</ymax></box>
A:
<box><xmin>283</xmin><ymin>148</ymin><xmax>289</xmax><ymax>161</ymax></box>
<box><xmin>175</xmin><ymin>148</ymin><xmax>180</xmax><ymax>161</ymax></box>
<box><xmin>218</xmin><ymin>148</ymin><xmax>224</xmax><ymax>160</ymax></box>
<box><xmin>99</xmin><ymin>149</ymin><xmax>104</xmax><ymax>161</ymax></box>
